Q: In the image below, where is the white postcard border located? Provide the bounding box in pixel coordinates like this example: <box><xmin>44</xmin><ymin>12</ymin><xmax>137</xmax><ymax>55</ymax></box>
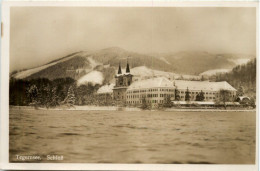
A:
<box><xmin>0</xmin><ymin>1</ymin><xmax>258</xmax><ymax>170</ymax></box>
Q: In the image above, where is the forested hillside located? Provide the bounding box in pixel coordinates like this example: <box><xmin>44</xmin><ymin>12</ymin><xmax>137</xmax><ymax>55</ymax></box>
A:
<box><xmin>210</xmin><ymin>58</ymin><xmax>256</xmax><ymax>98</ymax></box>
<box><xmin>161</xmin><ymin>51</ymin><xmax>236</xmax><ymax>75</ymax></box>
<box><xmin>11</xmin><ymin>47</ymin><xmax>254</xmax><ymax>82</ymax></box>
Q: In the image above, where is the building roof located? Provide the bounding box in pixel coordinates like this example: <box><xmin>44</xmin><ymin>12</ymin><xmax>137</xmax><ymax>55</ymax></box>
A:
<box><xmin>173</xmin><ymin>80</ymin><xmax>237</xmax><ymax>91</ymax></box>
<box><xmin>97</xmin><ymin>83</ymin><xmax>115</xmax><ymax>94</ymax></box>
<box><xmin>127</xmin><ymin>77</ymin><xmax>174</xmax><ymax>90</ymax></box>
<box><xmin>236</xmin><ymin>96</ymin><xmax>250</xmax><ymax>101</ymax></box>
<box><xmin>115</xmin><ymin>72</ymin><xmax>132</xmax><ymax>77</ymax></box>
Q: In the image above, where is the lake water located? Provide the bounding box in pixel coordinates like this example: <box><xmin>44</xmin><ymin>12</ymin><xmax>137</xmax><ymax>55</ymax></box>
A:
<box><xmin>9</xmin><ymin>109</ymin><xmax>256</xmax><ymax>164</ymax></box>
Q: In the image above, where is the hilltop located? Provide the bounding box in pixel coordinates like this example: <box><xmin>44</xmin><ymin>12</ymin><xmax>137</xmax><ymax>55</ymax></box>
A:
<box><xmin>11</xmin><ymin>47</ymin><xmax>254</xmax><ymax>85</ymax></box>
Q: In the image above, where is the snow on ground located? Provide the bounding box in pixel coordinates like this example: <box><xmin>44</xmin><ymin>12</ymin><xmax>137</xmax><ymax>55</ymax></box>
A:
<box><xmin>77</xmin><ymin>71</ymin><xmax>104</xmax><ymax>86</ymax></box>
<box><xmin>128</xmin><ymin>66</ymin><xmax>200</xmax><ymax>80</ymax></box>
<box><xmin>10</xmin><ymin>105</ymin><xmax>142</xmax><ymax>111</ymax></box>
<box><xmin>97</xmin><ymin>83</ymin><xmax>115</xmax><ymax>94</ymax></box>
<box><xmin>14</xmin><ymin>65</ymin><xmax>54</xmax><ymax>79</ymax></box>
<box><xmin>228</xmin><ymin>58</ymin><xmax>251</xmax><ymax>66</ymax></box>
<box><xmin>159</xmin><ymin>57</ymin><xmax>171</xmax><ymax>65</ymax></box>
<box><xmin>87</xmin><ymin>57</ymin><xmax>102</xmax><ymax>69</ymax></box>
<box><xmin>70</xmin><ymin>106</ymin><xmax>141</xmax><ymax>111</ymax></box>
<box><xmin>13</xmin><ymin>51</ymin><xmax>99</xmax><ymax>79</ymax></box>
<box><xmin>199</xmin><ymin>58</ymin><xmax>252</xmax><ymax>76</ymax></box>
<box><xmin>104</xmin><ymin>64</ymin><xmax>110</xmax><ymax>68</ymax></box>
<box><xmin>13</xmin><ymin>54</ymin><xmax>80</xmax><ymax>79</ymax></box>
<box><xmin>76</xmin><ymin>68</ymin><xmax>86</xmax><ymax>74</ymax></box>
<box><xmin>199</xmin><ymin>69</ymin><xmax>231</xmax><ymax>76</ymax></box>
<box><xmin>79</xmin><ymin>57</ymin><xmax>101</xmax><ymax>74</ymax></box>
<box><xmin>131</xmin><ymin>66</ymin><xmax>155</xmax><ymax>76</ymax></box>
<box><xmin>77</xmin><ymin>57</ymin><xmax>104</xmax><ymax>85</ymax></box>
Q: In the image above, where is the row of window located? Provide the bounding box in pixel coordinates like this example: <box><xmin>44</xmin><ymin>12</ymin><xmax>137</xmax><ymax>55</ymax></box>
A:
<box><xmin>179</xmin><ymin>91</ymin><xmax>218</xmax><ymax>95</ymax></box>
<box><xmin>127</xmin><ymin>100</ymin><xmax>164</xmax><ymax>104</ymax></box>
<box><xmin>180</xmin><ymin>96</ymin><xmax>216</xmax><ymax>100</ymax></box>
<box><xmin>127</xmin><ymin>95</ymin><xmax>139</xmax><ymax>98</ymax></box>
<box><xmin>128</xmin><ymin>89</ymin><xmax>235</xmax><ymax>95</ymax></box>
<box><xmin>127</xmin><ymin>101</ymin><xmax>142</xmax><ymax>104</ymax></box>
<box><xmin>127</xmin><ymin>88</ymin><xmax>174</xmax><ymax>94</ymax></box>
<box><xmin>127</xmin><ymin>93</ymin><xmax>174</xmax><ymax>99</ymax></box>
<box><xmin>160</xmin><ymin>94</ymin><xmax>174</xmax><ymax>97</ymax></box>
<box><xmin>148</xmin><ymin>94</ymin><xmax>158</xmax><ymax>97</ymax></box>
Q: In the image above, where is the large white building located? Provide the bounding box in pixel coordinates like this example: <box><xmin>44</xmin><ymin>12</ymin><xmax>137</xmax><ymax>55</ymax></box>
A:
<box><xmin>96</xmin><ymin>62</ymin><xmax>237</xmax><ymax>105</ymax></box>
<box><xmin>126</xmin><ymin>77</ymin><xmax>175</xmax><ymax>105</ymax></box>
<box><xmin>174</xmin><ymin>80</ymin><xmax>237</xmax><ymax>102</ymax></box>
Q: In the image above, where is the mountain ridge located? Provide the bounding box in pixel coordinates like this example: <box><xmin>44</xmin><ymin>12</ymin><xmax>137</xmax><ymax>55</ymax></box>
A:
<box><xmin>11</xmin><ymin>47</ymin><xmax>254</xmax><ymax>85</ymax></box>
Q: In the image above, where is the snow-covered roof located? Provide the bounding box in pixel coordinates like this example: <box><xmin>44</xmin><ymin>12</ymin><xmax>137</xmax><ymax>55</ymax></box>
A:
<box><xmin>97</xmin><ymin>83</ymin><xmax>115</xmax><ymax>94</ymax></box>
<box><xmin>115</xmin><ymin>73</ymin><xmax>132</xmax><ymax>77</ymax></box>
<box><xmin>173</xmin><ymin>80</ymin><xmax>237</xmax><ymax>91</ymax></box>
<box><xmin>237</xmin><ymin>96</ymin><xmax>250</xmax><ymax>101</ymax></box>
<box><xmin>127</xmin><ymin>77</ymin><xmax>174</xmax><ymax>90</ymax></box>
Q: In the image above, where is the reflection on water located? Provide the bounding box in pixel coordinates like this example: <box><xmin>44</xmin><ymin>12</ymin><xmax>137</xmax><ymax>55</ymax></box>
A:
<box><xmin>9</xmin><ymin>109</ymin><xmax>255</xmax><ymax>164</ymax></box>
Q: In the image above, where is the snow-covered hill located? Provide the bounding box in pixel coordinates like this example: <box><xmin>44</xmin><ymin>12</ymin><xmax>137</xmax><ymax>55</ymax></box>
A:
<box><xmin>13</xmin><ymin>54</ymin><xmax>78</xmax><ymax>79</ymax></box>
<box><xmin>77</xmin><ymin>71</ymin><xmax>104</xmax><ymax>85</ymax></box>
<box><xmin>11</xmin><ymin>47</ymin><xmax>254</xmax><ymax>85</ymax></box>
<box><xmin>199</xmin><ymin>69</ymin><xmax>232</xmax><ymax>76</ymax></box>
<box><xmin>123</xmin><ymin>66</ymin><xmax>200</xmax><ymax>81</ymax></box>
<box><xmin>228</xmin><ymin>58</ymin><xmax>251</xmax><ymax>66</ymax></box>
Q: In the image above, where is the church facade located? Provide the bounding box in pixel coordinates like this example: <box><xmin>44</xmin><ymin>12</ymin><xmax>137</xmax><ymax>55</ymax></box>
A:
<box><xmin>112</xmin><ymin>62</ymin><xmax>133</xmax><ymax>104</ymax></box>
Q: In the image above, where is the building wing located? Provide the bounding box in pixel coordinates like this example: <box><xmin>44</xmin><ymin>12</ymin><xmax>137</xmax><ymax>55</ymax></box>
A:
<box><xmin>128</xmin><ymin>77</ymin><xmax>174</xmax><ymax>90</ymax></box>
<box><xmin>174</xmin><ymin>80</ymin><xmax>237</xmax><ymax>91</ymax></box>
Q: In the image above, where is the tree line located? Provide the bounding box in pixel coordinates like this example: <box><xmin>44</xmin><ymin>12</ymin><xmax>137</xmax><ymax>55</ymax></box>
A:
<box><xmin>9</xmin><ymin>77</ymin><xmax>100</xmax><ymax>108</ymax></box>
<box><xmin>210</xmin><ymin>58</ymin><xmax>256</xmax><ymax>99</ymax></box>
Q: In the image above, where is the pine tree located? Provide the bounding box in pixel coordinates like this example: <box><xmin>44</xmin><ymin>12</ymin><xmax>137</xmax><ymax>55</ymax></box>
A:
<box><xmin>201</xmin><ymin>75</ymin><xmax>206</xmax><ymax>81</ymax></box>
<box><xmin>141</xmin><ymin>97</ymin><xmax>148</xmax><ymax>110</ymax></box>
<box><xmin>196</xmin><ymin>90</ymin><xmax>205</xmax><ymax>101</ymax></box>
<box><xmin>195</xmin><ymin>93</ymin><xmax>200</xmax><ymax>101</ymax></box>
<box><xmin>26</xmin><ymin>84</ymin><xmax>39</xmax><ymax>108</ymax></box>
<box><xmin>249</xmin><ymin>98</ymin><xmax>256</xmax><ymax>108</ymax></box>
<box><xmin>185</xmin><ymin>87</ymin><xmax>191</xmax><ymax>101</ymax></box>
<box><xmin>65</xmin><ymin>86</ymin><xmax>76</xmax><ymax>107</ymax></box>
<box><xmin>237</xmin><ymin>85</ymin><xmax>245</xmax><ymax>97</ymax></box>
<box><xmin>175</xmin><ymin>88</ymin><xmax>180</xmax><ymax>101</ymax></box>
<box><xmin>43</xmin><ymin>84</ymin><xmax>52</xmax><ymax>108</ymax></box>
<box><xmin>50</xmin><ymin>87</ymin><xmax>59</xmax><ymax>107</ymax></box>
<box><xmin>163</xmin><ymin>95</ymin><xmax>173</xmax><ymax>108</ymax></box>
<box><xmin>36</xmin><ymin>90</ymin><xmax>43</xmax><ymax>107</ymax></box>
<box><xmin>200</xmin><ymin>90</ymin><xmax>205</xmax><ymax>101</ymax></box>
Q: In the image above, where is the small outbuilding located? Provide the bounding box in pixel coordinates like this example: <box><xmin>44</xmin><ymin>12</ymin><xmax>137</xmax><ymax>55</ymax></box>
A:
<box><xmin>236</xmin><ymin>96</ymin><xmax>250</xmax><ymax>104</ymax></box>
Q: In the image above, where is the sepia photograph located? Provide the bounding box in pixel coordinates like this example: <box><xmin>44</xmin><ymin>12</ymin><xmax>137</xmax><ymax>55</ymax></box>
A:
<box><xmin>0</xmin><ymin>1</ymin><xmax>258</xmax><ymax>170</ymax></box>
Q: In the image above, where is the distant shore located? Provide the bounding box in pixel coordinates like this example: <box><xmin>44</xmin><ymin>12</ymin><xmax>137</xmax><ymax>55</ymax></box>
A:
<box><xmin>9</xmin><ymin>105</ymin><xmax>256</xmax><ymax>112</ymax></box>
<box><xmin>164</xmin><ymin>108</ymin><xmax>256</xmax><ymax>112</ymax></box>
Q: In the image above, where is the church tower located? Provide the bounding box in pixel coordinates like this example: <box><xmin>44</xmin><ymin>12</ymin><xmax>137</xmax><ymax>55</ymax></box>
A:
<box><xmin>126</xmin><ymin>61</ymin><xmax>130</xmax><ymax>73</ymax></box>
<box><xmin>113</xmin><ymin>61</ymin><xmax>133</xmax><ymax>104</ymax></box>
<box><xmin>123</xmin><ymin>60</ymin><xmax>133</xmax><ymax>86</ymax></box>
<box><xmin>118</xmin><ymin>63</ymin><xmax>122</xmax><ymax>74</ymax></box>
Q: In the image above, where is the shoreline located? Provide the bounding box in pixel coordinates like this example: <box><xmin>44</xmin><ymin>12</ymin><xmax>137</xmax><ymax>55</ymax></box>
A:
<box><xmin>9</xmin><ymin>105</ymin><xmax>256</xmax><ymax>112</ymax></box>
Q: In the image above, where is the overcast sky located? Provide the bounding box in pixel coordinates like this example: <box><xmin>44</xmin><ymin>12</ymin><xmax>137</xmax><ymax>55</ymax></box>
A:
<box><xmin>10</xmin><ymin>7</ymin><xmax>256</xmax><ymax>71</ymax></box>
